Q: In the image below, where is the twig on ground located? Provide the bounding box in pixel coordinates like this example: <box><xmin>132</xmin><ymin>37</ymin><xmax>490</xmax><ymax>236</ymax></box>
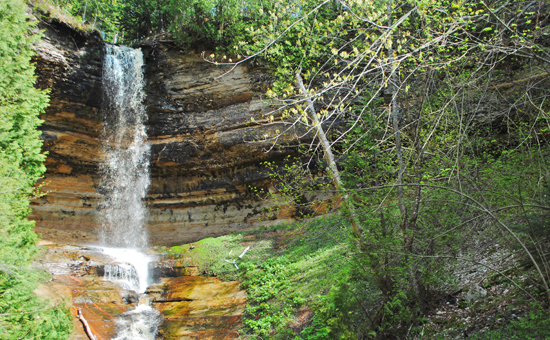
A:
<box><xmin>239</xmin><ymin>246</ymin><xmax>251</xmax><ymax>259</ymax></box>
<box><xmin>77</xmin><ymin>309</ymin><xmax>97</xmax><ymax>340</ymax></box>
<box><xmin>225</xmin><ymin>259</ymin><xmax>239</xmax><ymax>270</ymax></box>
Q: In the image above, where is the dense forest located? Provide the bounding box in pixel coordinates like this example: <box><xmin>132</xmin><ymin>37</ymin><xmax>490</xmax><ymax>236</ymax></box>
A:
<box><xmin>3</xmin><ymin>0</ymin><xmax>550</xmax><ymax>338</ymax></box>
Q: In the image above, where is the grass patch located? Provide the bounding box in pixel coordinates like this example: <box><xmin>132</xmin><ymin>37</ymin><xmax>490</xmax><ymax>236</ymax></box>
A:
<box><xmin>164</xmin><ymin>233</ymin><xmax>274</xmax><ymax>281</ymax></box>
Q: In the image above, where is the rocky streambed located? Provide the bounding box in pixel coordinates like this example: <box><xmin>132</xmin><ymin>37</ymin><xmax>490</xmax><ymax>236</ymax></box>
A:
<box><xmin>34</xmin><ymin>242</ymin><xmax>245</xmax><ymax>339</ymax></box>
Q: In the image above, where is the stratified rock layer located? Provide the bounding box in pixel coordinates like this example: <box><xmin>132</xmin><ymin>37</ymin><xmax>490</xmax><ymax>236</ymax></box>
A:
<box><xmin>30</xmin><ymin>21</ymin><xmax>308</xmax><ymax>246</ymax></box>
<box><xmin>31</xmin><ymin>19</ymin><xmax>105</xmax><ymax>243</ymax></box>
<box><xmin>147</xmin><ymin>276</ymin><xmax>245</xmax><ymax>339</ymax></box>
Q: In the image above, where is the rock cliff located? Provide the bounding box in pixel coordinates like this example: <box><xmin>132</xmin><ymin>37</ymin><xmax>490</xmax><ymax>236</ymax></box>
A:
<box><xmin>30</xmin><ymin>19</ymin><xmax>311</xmax><ymax>246</ymax></box>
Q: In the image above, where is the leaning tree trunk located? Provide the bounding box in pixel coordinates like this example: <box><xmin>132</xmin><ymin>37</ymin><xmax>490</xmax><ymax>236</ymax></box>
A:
<box><xmin>296</xmin><ymin>73</ymin><xmax>363</xmax><ymax>238</ymax></box>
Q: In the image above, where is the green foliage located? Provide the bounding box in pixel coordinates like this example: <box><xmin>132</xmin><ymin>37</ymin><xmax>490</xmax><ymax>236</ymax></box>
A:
<box><xmin>232</xmin><ymin>0</ymin><xmax>345</xmax><ymax>92</ymax></box>
<box><xmin>241</xmin><ymin>257</ymin><xmax>301</xmax><ymax>337</ymax></box>
<box><xmin>295</xmin><ymin>318</ymin><xmax>330</xmax><ymax>340</ymax></box>
<box><xmin>30</xmin><ymin>0</ymin><xmax>122</xmax><ymax>42</ymax></box>
<box><xmin>512</xmin><ymin>183</ymin><xmax>550</xmax><ymax>275</ymax></box>
<box><xmin>167</xmin><ymin>233</ymin><xmax>273</xmax><ymax>281</ymax></box>
<box><xmin>166</xmin><ymin>0</ymin><xmax>270</xmax><ymax>49</ymax></box>
<box><xmin>41</xmin><ymin>0</ymin><xmax>273</xmax><ymax>46</ymax></box>
<box><xmin>470</xmin><ymin>305</ymin><xmax>550</xmax><ymax>340</ymax></box>
<box><xmin>167</xmin><ymin>219</ymin><xmax>373</xmax><ymax>339</ymax></box>
<box><xmin>0</xmin><ymin>0</ymin><xmax>46</xmax><ymax>267</ymax></box>
<box><xmin>338</xmin><ymin>84</ymin><xmax>550</xmax><ymax>335</ymax></box>
<box><xmin>0</xmin><ymin>0</ymin><xmax>72</xmax><ymax>337</ymax></box>
<box><xmin>251</xmin><ymin>222</ymin><xmax>377</xmax><ymax>339</ymax></box>
<box><xmin>0</xmin><ymin>269</ymin><xmax>73</xmax><ymax>340</ymax></box>
<box><xmin>73</xmin><ymin>0</ymin><xmax>121</xmax><ymax>41</ymax></box>
<box><xmin>257</xmin><ymin>157</ymin><xmax>334</xmax><ymax>222</ymax></box>
<box><xmin>118</xmin><ymin>0</ymin><xmax>169</xmax><ymax>43</ymax></box>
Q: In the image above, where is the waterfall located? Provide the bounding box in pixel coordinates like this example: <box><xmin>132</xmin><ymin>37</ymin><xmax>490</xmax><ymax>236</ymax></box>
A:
<box><xmin>101</xmin><ymin>247</ymin><xmax>151</xmax><ymax>293</ymax></box>
<box><xmin>99</xmin><ymin>44</ymin><xmax>150</xmax><ymax>250</ymax></box>
<box><xmin>98</xmin><ymin>45</ymin><xmax>160</xmax><ymax>340</ymax></box>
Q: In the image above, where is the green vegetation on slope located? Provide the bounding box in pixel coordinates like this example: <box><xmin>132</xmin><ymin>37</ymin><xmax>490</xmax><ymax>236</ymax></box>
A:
<box><xmin>167</xmin><ymin>210</ymin><xmax>550</xmax><ymax>339</ymax></box>
<box><xmin>469</xmin><ymin>306</ymin><xmax>550</xmax><ymax>340</ymax></box>
<box><xmin>165</xmin><ymin>218</ymin><xmax>378</xmax><ymax>339</ymax></box>
<box><xmin>0</xmin><ymin>0</ymin><xmax>72</xmax><ymax>338</ymax></box>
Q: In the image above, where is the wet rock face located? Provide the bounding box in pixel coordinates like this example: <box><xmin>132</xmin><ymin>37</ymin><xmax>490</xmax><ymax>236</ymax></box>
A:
<box><xmin>35</xmin><ymin>243</ymin><xmax>243</xmax><ymax>340</ymax></box>
<box><xmin>30</xmin><ymin>21</ymin><xmax>305</xmax><ymax>246</ymax></box>
<box><xmin>147</xmin><ymin>276</ymin><xmax>245</xmax><ymax>339</ymax></box>
<box><xmin>34</xmin><ymin>244</ymin><xmax>135</xmax><ymax>340</ymax></box>
<box><xmin>30</xmin><ymin>19</ymin><xmax>106</xmax><ymax>243</ymax></box>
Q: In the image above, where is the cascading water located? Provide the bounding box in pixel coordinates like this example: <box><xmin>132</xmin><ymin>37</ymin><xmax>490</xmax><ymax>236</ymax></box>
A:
<box><xmin>100</xmin><ymin>44</ymin><xmax>150</xmax><ymax>252</ymax></box>
<box><xmin>101</xmin><ymin>247</ymin><xmax>151</xmax><ymax>293</ymax></box>
<box><xmin>98</xmin><ymin>44</ymin><xmax>160</xmax><ymax>339</ymax></box>
<box><xmin>110</xmin><ymin>304</ymin><xmax>162</xmax><ymax>340</ymax></box>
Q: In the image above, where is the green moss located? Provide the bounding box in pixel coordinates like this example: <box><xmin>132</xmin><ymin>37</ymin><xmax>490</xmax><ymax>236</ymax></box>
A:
<box><xmin>167</xmin><ymin>233</ymin><xmax>274</xmax><ymax>281</ymax></box>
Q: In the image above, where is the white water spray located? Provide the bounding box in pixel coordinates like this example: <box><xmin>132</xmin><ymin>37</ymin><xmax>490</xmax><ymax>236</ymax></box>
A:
<box><xmin>112</xmin><ymin>304</ymin><xmax>162</xmax><ymax>340</ymax></box>
<box><xmin>101</xmin><ymin>247</ymin><xmax>151</xmax><ymax>294</ymax></box>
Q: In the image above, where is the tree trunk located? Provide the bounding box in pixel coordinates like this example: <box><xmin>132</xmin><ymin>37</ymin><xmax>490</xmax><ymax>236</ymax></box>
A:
<box><xmin>82</xmin><ymin>0</ymin><xmax>87</xmax><ymax>22</ymax></box>
<box><xmin>296</xmin><ymin>73</ymin><xmax>363</xmax><ymax>237</ymax></box>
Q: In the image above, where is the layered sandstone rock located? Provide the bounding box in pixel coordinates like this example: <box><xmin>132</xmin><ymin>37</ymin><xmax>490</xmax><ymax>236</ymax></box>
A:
<box><xmin>30</xmin><ymin>20</ymin><xmax>311</xmax><ymax>246</ymax></box>
<box><xmin>35</xmin><ymin>243</ymin><xmax>244</xmax><ymax>340</ymax></box>
<box><xmin>30</xmin><ymin>19</ymin><xmax>105</xmax><ymax>243</ymax></box>
<box><xmin>147</xmin><ymin>276</ymin><xmax>245</xmax><ymax>339</ymax></box>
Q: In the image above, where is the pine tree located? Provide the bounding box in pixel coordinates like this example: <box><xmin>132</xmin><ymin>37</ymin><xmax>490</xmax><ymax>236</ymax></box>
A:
<box><xmin>0</xmin><ymin>0</ymin><xmax>72</xmax><ymax>338</ymax></box>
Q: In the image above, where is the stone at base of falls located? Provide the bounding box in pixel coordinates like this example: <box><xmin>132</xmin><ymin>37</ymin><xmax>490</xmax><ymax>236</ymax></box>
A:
<box><xmin>36</xmin><ymin>274</ymin><xmax>132</xmax><ymax>340</ymax></box>
<box><xmin>147</xmin><ymin>276</ymin><xmax>246</xmax><ymax>340</ymax></box>
<box><xmin>34</xmin><ymin>245</ymin><xmax>140</xmax><ymax>339</ymax></box>
<box><xmin>71</xmin><ymin>280</ymin><xmax>131</xmax><ymax>340</ymax></box>
<box><xmin>35</xmin><ymin>244</ymin><xmax>246</xmax><ymax>339</ymax></box>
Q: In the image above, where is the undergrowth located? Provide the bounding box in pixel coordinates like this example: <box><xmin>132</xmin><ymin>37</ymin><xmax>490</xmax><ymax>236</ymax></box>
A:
<box><xmin>470</xmin><ymin>305</ymin><xmax>550</xmax><ymax>340</ymax></box>
<box><xmin>165</xmin><ymin>217</ymin><xmax>550</xmax><ymax>340</ymax></box>
<box><xmin>27</xmin><ymin>0</ymin><xmax>91</xmax><ymax>31</ymax></box>
<box><xmin>165</xmin><ymin>216</ymin><xmax>382</xmax><ymax>339</ymax></box>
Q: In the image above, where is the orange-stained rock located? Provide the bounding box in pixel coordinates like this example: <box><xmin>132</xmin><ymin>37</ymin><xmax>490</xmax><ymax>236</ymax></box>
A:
<box><xmin>33</xmin><ymin>245</ymin><xmax>133</xmax><ymax>340</ymax></box>
<box><xmin>147</xmin><ymin>276</ymin><xmax>246</xmax><ymax>339</ymax></box>
<box><xmin>35</xmin><ymin>244</ymin><xmax>247</xmax><ymax>340</ymax></box>
<box><xmin>36</xmin><ymin>275</ymin><xmax>126</xmax><ymax>340</ymax></box>
<box><xmin>72</xmin><ymin>280</ymin><xmax>129</xmax><ymax>340</ymax></box>
<box><xmin>30</xmin><ymin>19</ymin><xmax>336</xmax><ymax>247</ymax></box>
